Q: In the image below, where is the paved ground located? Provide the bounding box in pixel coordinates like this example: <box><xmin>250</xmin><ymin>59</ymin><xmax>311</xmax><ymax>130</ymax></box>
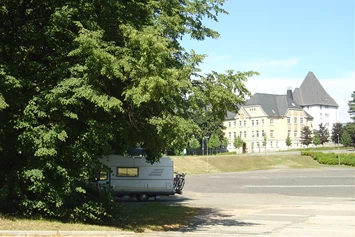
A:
<box><xmin>170</xmin><ymin>167</ymin><xmax>355</xmax><ymax>236</ymax></box>
<box><xmin>1</xmin><ymin>167</ymin><xmax>354</xmax><ymax>236</ymax></box>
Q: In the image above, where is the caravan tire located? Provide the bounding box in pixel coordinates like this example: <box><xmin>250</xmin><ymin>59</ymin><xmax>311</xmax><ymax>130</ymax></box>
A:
<box><xmin>137</xmin><ymin>194</ymin><xmax>149</xmax><ymax>202</ymax></box>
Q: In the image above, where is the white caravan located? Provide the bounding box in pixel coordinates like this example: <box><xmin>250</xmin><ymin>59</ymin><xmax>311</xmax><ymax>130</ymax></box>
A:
<box><xmin>95</xmin><ymin>155</ymin><xmax>185</xmax><ymax>201</ymax></box>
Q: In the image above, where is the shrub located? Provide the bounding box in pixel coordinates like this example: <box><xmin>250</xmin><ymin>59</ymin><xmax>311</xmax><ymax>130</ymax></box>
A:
<box><xmin>301</xmin><ymin>151</ymin><xmax>355</xmax><ymax>166</ymax></box>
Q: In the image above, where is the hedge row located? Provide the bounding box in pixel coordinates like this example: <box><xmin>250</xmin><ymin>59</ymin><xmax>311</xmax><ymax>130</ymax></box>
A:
<box><xmin>301</xmin><ymin>150</ymin><xmax>355</xmax><ymax>166</ymax></box>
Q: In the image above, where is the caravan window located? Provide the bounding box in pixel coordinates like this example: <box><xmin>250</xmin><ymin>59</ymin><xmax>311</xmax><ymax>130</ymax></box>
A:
<box><xmin>117</xmin><ymin>167</ymin><xmax>139</xmax><ymax>177</ymax></box>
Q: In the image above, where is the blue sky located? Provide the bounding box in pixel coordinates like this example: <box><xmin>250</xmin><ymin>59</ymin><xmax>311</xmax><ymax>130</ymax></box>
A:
<box><xmin>181</xmin><ymin>0</ymin><xmax>354</xmax><ymax>123</ymax></box>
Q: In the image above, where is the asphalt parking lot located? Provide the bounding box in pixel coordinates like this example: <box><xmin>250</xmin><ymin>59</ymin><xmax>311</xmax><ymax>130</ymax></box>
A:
<box><xmin>169</xmin><ymin>167</ymin><xmax>355</xmax><ymax>237</ymax></box>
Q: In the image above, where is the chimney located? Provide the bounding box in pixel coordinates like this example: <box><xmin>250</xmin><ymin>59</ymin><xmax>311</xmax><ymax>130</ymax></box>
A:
<box><xmin>286</xmin><ymin>86</ymin><xmax>293</xmax><ymax>100</ymax></box>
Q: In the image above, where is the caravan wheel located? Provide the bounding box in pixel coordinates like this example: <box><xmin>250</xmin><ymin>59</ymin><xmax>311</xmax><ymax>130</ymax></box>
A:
<box><xmin>137</xmin><ymin>194</ymin><xmax>149</xmax><ymax>202</ymax></box>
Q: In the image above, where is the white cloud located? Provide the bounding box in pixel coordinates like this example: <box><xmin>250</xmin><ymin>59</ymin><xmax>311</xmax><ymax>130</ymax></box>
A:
<box><xmin>246</xmin><ymin>75</ymin><xmax>300</xmax><ymax>95</ymax></box>
<box><xmin>245</xmin><ymin>71</ymin><xmax>355</xmax><ymax>123</ymax></box>
<box><xmin>202</xmin><ymin>54</ymin><xmax>233</xmax><ymax>65</ymax></box>
<box><xmin>243</xmin><ymin>58</ymin><xmax>300</xmax><ymax>69</ymax></box>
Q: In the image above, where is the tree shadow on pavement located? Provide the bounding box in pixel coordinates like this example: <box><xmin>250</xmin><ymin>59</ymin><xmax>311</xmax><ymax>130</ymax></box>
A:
<box><xmin>117</xmin><ymin>195</ymin><xmax>259</xmax><ymax>233</ymax></box>
<box><xmin>170</xmin><ymin>207</ymin><xmax>259</xmax><ymax>233</ymax></box>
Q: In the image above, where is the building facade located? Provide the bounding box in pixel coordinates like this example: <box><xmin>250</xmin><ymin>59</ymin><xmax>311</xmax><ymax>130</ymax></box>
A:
<box><xmin>292</xmin><ymin>72</ymin><xmax>338</xmax><ymax>135</ymax></box>
<box><xmin>224</xmin><ymin>92</ymin><xmax>313</xmax><ymax>153</ymax></box>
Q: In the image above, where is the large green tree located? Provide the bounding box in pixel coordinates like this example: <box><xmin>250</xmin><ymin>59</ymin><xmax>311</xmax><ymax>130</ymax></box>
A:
<box><xmin>0</xmin><ymin>1</ymin><xmax>257</xmax><ymax>220</ymax></box>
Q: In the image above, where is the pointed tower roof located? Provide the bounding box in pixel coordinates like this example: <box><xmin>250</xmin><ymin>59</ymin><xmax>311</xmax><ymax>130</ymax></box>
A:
<box><xmin>292</xmin><ymin>72</ymin><xmax>338</xmax><ymax>107</ymax></box>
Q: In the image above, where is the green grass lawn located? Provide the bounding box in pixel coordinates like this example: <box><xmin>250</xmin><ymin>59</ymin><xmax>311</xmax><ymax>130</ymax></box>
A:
<box><xmin>172</xmin><ymin>153</ymin><xmax>328</xmax><ymax>174</ymax></box>
<box><xmin>0</xmin><ymin>203</ymin><xmax>201</xmax><ymax>233</ymax></box>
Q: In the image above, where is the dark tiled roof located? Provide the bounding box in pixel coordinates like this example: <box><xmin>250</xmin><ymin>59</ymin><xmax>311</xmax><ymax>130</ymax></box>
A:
<box><xmin>245</xmin><ymin>93</ymin><xmax>303</xmax><ymax>116</ymax></box>
<box><xmin>292</xmin><ymin>71</ymin><xmax>338</xmax><ymax>107</ymax></box>
<box><xmin>225</xmin><ymin>111</ymin><xmax>236</xmax><ymax>120</ymax></box>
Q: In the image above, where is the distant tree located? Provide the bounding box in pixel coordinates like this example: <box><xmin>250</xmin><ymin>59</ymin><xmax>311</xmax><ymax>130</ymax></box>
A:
<box><xmin>301</xmin><ymin>126</ymin><xmax>313</xmax><ymax>147</ymax></box>
<box><xmin>313</xmin><ymin>132</ymin><xmax>321</xmax><ymax>147</ymax></box>
<box><xmin>341</xmin><ymin>131</ymin><xmax>352</xmax><ymax>147</ymax></box>
<box><xmin>189</xmin><ymin>137</ymin><xmax>200</xmax><ymax>155</ymax></box>
<box><xmin>344</xmin><ymin>123</ymin><xmax>355</xmax><ymax>147</ymax></box>
<box><xmin>348</xmin><ymin>91</ymin><xmax>355</xmax><ymax>122</ymax></box>
<box><xmin>318</xmin><ymin>123</ymin><xmax>330</xmax><ymax>146</ymax></box>
<box><xmin>192</xmin><ymin>109</ymin><xmax>226</xmax><ymax>149</ymax></box>
<box><xmin>262</xmin><ymin>134</ymin><xmax>267</xmax><ymax>154</ymax></box>
<box><xmin>233</xmin><ymin>135</ymin><xmax>244</xmax><ymax>154</ymax></box>
<box><xmin>285</xmin><ymin>135</ymin><xmax>292</xmax><ymax>149</ymax></box>
<box><xmin>331</xmin><ymin>122</ymin><xmax>343</xmax><ymax>144</ymax></box>
<box><xmin>346</xmin><ymin>92</ymin><xmax>355</xmax><ymax>147</ymax></box>
<box><xmin>208</xmin><ymin>133</ymin><xmax>220</xmax><ymax>155</ymax></box>
<box><xmin>221</xmin><ymin>137</ymin><xmax>228</xmax><ymax>151</ymax></box>
<box><xmin>262</xmin><ymin>134</ymin><xmax>267</xmax><ymax>148</ymax></box>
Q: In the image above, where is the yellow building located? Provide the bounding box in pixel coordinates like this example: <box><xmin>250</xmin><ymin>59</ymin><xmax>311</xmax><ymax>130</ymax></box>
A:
<box><xmin>224</xmin><ymin>91</ymin><xmax>313</xmax><ymax>153</ymax></box>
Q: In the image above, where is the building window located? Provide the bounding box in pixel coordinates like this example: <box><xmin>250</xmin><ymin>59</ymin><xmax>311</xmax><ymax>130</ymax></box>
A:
<box><xmin>252</xmin><ymin>131</ymin><xmax>255</xmax><ymax>138</ymax></box>
<box><xmin>288</xmin><ymin>130</ymin><xmax>291</xmax><ymax>137</ymax></box>
<box><xmin>325</xmin><ymin>113</ymin><xmax>329</xmax><ymax>117</ymax></box>
<box><xmin>261</xmin><ymin>119</ymin><xmax>264</xmax><ymax>125</ymax></box>
<box><xmin>228</xmin><ymin>122</ymin><xmax>231</xmax><ymax>127</ymax></box>
<box><xmin>256</xmin><ymin>130</ymin><xmax>259</xmax><ymax>137</ymax></box>
<box><xmin>300</xmin><ymin>118</ymin><xmax>304</xmax><ymax>124</ymax></box>
<box><xmin>240</xmin><ymin>131</ymin><xmax>242</xmax><ymax>137</ymax></box>
<box><xmin>287</xmin><ymin>117</ymin><xmax>291</xmax><ymax>124</ymax></box>
<box><xmin>229</xmin><ymin>132</ymin><xmax>231</xmax><ymax>139</ymax></box>
<box><xmin>117</xmin><ymin>167</ymin><xmax>139</xmax><ymax>177</ymax></box>
<box><xmin>244</xmin><ymin>131</ymin><xmax>247</xmax><ymax>138</ymax></box>
<box><xmin>243</xmin><ymin>120</ymin><xmax>246</xmax><ymax>126</ymax></box>
<box><xmin>256</xmin><ymin>120</ymin><xmax>259</xmax><ymax>126</ymax></box>
<box><xmin>276</xmin><ymin>141</ymin><xmax>279</xmax><ymax>148</ymax></box>
<box><xmin>294</xmin><ymin>117</ymin><xmax>297</xmax><ymax>124</ymax></box>
<box><xmin>262</xmin><ymin>130</ymin><xmax>265</xmax><ymax>137</ymax></box>
<box><xmin>233</xmin><ymin>121</ymin><xmax>236</xmax><ymax>127</ymax></box>
<box><xmin>252</xmin><ymin>120</ymin><xmax>254</xmax><ymax>126</ymax></box>
<box><xmin>270</xmin><ymin>119</ymin><xmax>274</xmax><ymax>125</ymax></box>
<box><xmin>239</xmin><ymin>121</ymin><xmax>242</xmax><ymax>127</ymax></box>
<box><xmin>320</xmin><ymin>105</ymin><xmax>323</xmax><ymax>110</ymax></box>
<box><xmin>270</xmin><ymin>141</ymin><xmax>273</xmax><ymax>148</ymax></box>
<box><xmin>233</xmin><ymin>132</ymin><xmax>236</xmax><ymax>138</ymax></box>
<box><xmin>294</xmin><ymin>130</ymin><xmax>297</xmax><ymax>137</ymax></box>
<box><xmin>270</xmin><ymin>130</ymin><xmax>274</xmax><ymax>138</ymax></box>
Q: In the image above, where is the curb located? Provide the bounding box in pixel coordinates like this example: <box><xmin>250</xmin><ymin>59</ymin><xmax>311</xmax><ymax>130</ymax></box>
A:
<box><xmin>0</xmin><ymin>230</ymin><xmax>135</xmax><ymax>236</ymax></box>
